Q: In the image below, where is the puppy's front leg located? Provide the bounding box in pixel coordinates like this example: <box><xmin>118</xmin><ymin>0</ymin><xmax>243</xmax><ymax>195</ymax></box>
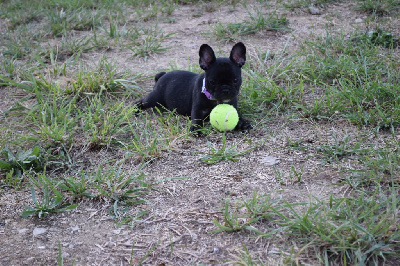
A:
<box><xmin>189</xmin><ymin>106</ymin><xmax>206</xmax><ymax>134</ymax></box>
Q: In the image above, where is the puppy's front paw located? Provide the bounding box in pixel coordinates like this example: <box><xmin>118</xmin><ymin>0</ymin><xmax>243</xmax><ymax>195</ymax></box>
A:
<box><xmin>190</xmin><ymin>125</ymin><xmax>204</xmax><ymax>137</ymax></box>
<box><xmin>236</xmin><ymin>119</ymin><xmax>252</xmax><ymax>131</ymax></box>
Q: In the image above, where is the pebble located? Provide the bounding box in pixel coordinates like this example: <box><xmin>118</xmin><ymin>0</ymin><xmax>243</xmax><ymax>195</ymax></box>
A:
<box><xmin>259</xmin><ymin>156</ymin><xmax>280</xmax><ymax>166</ymax></box>
<box><xmin>33</xmin><ymin>227</ymin><xmax>47</xmax><ymax>236</ymax></box>
<box><xmin>309</xmin><ymin>6</ymin><xmax>321</xmax><ymax>15</ymax></box>
<box><xmin>62</xmin><ymin>252</ymin><xmax>70</xmax><ymax>258</ymax></box>
<box><xmin>18</xmin><ymin>228</ymin><xmax>29</xmax><ymax>234</ymax></box>
<box><xmin>70</xmin><ymin>225</ymin><xmax>79</xmax><ymax>233</ymax></box>
<box><xmin>355</xmin><ymin>18</ymin><xmax>363</xmax><ymax>23</ymax></box>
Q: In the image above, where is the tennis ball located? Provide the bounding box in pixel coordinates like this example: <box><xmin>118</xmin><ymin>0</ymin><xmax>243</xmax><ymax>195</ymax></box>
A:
<box><xmin>210</xmin><ymin>104</ymin><xmax>239</xmax><ymax>131</ymax></box>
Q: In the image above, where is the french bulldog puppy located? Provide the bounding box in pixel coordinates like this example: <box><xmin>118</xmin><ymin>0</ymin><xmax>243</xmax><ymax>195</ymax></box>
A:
<box><xmin>135</xmin><ymin>42</ymin><xmax>251</xmax><ymax>133</ymax></box>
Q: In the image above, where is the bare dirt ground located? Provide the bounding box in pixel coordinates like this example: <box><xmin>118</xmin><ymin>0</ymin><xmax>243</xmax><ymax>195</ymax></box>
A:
<box><xmin>1</xmin><ymin>1</ymin><xmax>399</xmax><ymax>265</ymax></box>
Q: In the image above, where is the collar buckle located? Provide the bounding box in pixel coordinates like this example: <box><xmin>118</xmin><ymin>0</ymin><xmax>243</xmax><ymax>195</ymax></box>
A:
<box><xmin>201</xmin><ymin>78</ymin><xmax>214</xmax><ymax>100</ymax></box>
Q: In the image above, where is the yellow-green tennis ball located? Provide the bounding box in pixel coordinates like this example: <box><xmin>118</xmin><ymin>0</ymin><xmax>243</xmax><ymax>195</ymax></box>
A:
<box><xmin>210</xmin><ymin>104</ymin><xmax>239</xmax><ymax>131</ymax></box>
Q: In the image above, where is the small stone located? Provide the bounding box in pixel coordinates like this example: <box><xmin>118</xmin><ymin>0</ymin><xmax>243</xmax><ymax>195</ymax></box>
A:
<box><xmin>112</xmin><ymin>229</ymin><xmax>121</xmax><ymax>235</ymax></box>
<box><xmin>62</xmin><ymin>252</ymin><xmax>70</xmax><ymax>258</ymax></box>
<box><xmin>354</xmin><ymin>18</ymin><xmax>363</xmax><ymax>23</ymax></box>
<box><xmin>213</xmin><ymin>247</ymin><xmax>220</xmax><ymax>254</ymax></box>
<box><xmin>18</xmin><ymin>228</ymin><xmax>29</xmax><ymax>234</ymax></box>
<box><xmin>94</xmin><ymin>233</ymin><xmax>102</xmax><ymax>238</ymax></box>
<box><xmin>259</xmin><ymin>156</ymin><xmax>280</xmax><ymax>166</ymax></box>
<box><xmin>309</xmin><ymin>6</ymin><xmax>321</xmax><ymax>15</ymax></box>
<box><xmin>70</xmin><ymin>225</ymin><xmax>79</xmax><ymax>233</ymax></box>
<box><xmin>33</xmin><ymin>227</ymin><xmax>47</xmax><ymax>236</ymax></box>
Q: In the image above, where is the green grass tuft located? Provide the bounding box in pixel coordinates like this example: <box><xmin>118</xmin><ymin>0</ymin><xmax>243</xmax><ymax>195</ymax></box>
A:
<box><xmin>213</xmin><ymin>9</ymin><xmax>289</xmax><ymax>41</ymax></box>
<box><xmin>217</xmin><ymin>189</ymin><xmax>400</xmax><ymax>265</ymax></box>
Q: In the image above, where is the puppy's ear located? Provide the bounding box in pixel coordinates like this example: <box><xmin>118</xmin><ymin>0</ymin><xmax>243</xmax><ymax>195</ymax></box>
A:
<box><xmin>230</xmin><ymin>42</ymin><xmax>246</xmax><ymax>67</ymax></box>
<box><xmin>199</xmin><ymin>44</ymin><xmax>216</xmax><ymax>70</ymax></box>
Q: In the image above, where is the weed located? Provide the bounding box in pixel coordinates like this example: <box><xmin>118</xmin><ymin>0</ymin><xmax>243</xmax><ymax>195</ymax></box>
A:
<box><xmin>1</xmin><ymin>57</ymin><xmax>17</xmax><ymax>79</ymax></box>
<box><xmin>125</xmin><ymin>109</ymin><xmax>186</xmax><ymax>162</ymax></box>
<box><xmin>213</xmin><ymin>9</ymin><xmax>289</xmax><ymax>41</ymax></box>
<box><xmin>22</xmin><ymin>173</ymin><xmax>78</xmax><ymax>218</ymax></box>
<box><xmin>282</xmin><ymin>191</ymin><xmax>400</xmax><ymax>265</ymax></box>
<box><xmin>46</xmin><ymin>7</ymin><xmax>102</xmax><ymax>37</ymax></box>
<box><xmin>289</xmin><ymin>165</ymin><xmax>304</xmax><ymax>182</ymax></box>
<box><xmin>161</xmin><ymin>1</ymin><xmax>176</xmax><ymax>15</ymax></box>
<box><xmin>135</xmin><ymin>4</ymin><xmax>159</xmax><ymax>21</ymax></box>
<box><xmin>68</xmin><ymin>57</ymin><xmax>123</xmax><ymax>93</ymax></box>
<box><xmin>129</xmin><ymin>25</ymin><xmax>175</xmax><ymax>58</ymax></box>
<box><xmin>92</xmin><ymin>164</ymin><xmax>150</xmax><ymax>204</ymax></box>
<box><xmin>216</xmin><ymin>188</ymin><xmax>400</xmax><ymax>264</ymax></box>
<box><xmin>317</xmin><ymin>132</ymin><xmax>371</xmax><ymax>162</ymax></box>
<box><xmin>213</xmin><ymin>193</ymin><xmax>285</xmax><ymax>234</ymax></box>
<box><xmin>230</xmin><ymin>245</ymin><xmax>264</xmax><ymax>265</ymax></box>
<box><xmin>155</xmin><ymin>108</ymin><xmax>191</xmax><ymax>140</ymax></box>
<box><xmin>41</xmin><ymin>35</ymin><xmax>97</xmax><ymax>62</ymax></box>
<box><xmin>28</xmin><ymin>92</ymin><xmax>77</xmax><ymax>146</ymax></box>
<box><xmin>360</xmin><ymin>29</ymin><xmax>399</xmax><ymax>48</ymax></box>
<box><xmin>2</xmin><ymin>170</ymin><xmax>24</xmax><ymax>189</ymax></box>
<box><xmin>58</xmin><ymin>172</ymin><xmax>94</xmax><ymax>199</ymax></box>
<box><xmin>138</xmin><ymin>241</ymin><xmax>161</xmax><ymax>264</ymax></box>
<box><xmin>79</xmin><ymin>95</ymin><xmax>137</xmax><ymax>148</ymax></box>
<box><xmin>2</xmin><ymin>33</ymin><xmax>37</xmax><ymax>59</ymax></box>
<box><xmin>356</xmin><ymin>0</ymin><xmax>400</xmax><ymax>15</ymax></box>
<box><xmin>110</xmin><ymin>77</ymin><xmax>145</xmax><ymax>98</ymax></box>
<box><xmin>115</xmin><ymin>210</ymin><xmax>149</xmax><ymax>228</ymax></box>
<box><xmin>344</xmin><ymin>138</ymin><xmax>400</xmax><ymax>187</ymax></box>
<box><xmin>241</xmin><ymin>46</ymin><xmax>303</xmax><ymax>116</ymax></box>
<box><xmin>296</xmin><ymin>29</ymin><xmax>400</xmax><ymax>128</ymax></box>
<box><xmin>286</xmin><ymin>137</ymin><xmax>308</xmax><ymax>151</ymax></box>
<box><xmin>273</xmin><ymin>167</ymin><xmax>286</xmax><ymax>185</ymax></box>
<box><xmin>200</xmin><ymin>134</ymin><xmax>251</xmax><ymax>165</ymax></box>
<box><xmin>0</xmin><ymin>146</ymin><xmax>43</xmax><ymax>178</ymax></box>
<box><xmin>212</xmin><ymin>200</ymin><xmax>253</xmax><ymax>233</ymax></box>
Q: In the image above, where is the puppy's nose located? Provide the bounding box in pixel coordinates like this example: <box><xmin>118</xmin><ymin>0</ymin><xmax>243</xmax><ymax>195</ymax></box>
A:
<box><xmin>222</xmin><ymin>88</ymin><xmax>230</xmax><ymax>94</ymax></box>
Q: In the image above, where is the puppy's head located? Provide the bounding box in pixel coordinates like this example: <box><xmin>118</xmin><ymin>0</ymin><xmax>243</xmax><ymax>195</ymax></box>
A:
<box><xmin>199</xmin><ymin>42</ymin><xmax>246</xmax><ymax>102</ymax></box>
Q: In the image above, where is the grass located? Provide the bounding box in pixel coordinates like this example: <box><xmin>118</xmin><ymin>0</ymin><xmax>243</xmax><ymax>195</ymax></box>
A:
<box><xmin>199</xmin><ymin>134</ymin><xmax>252</xmax><ymax>165</ymax></box>
<box><xmin>22</xmin><ymin>172</ymin><xmax>78</xmax><ymax>218</ymax></box>
<box><xmin>216</xmin><ymin>189</ymin><xmax>400</xmax><ymax>265</ymax></box>
<box><xmin>126</xmin><ymin>108</ymin><xmax>191</xmax><ymax>162</ymax></box>
<box><xmin>356</xmin><ymin>0</ymin><xmax>400</xmax><ymax>15</ymax></box>
<box><xmin>298</xmin><ymin>30</ymin><xmax>400</xmax><ymax>129</ymax></box>
<box><xmin>0</xmin><ymin>146</ymin><xmax>43</xmax><ymax>179</ymax></box>
<box><xmin>213</xmin><ymin>8</ymin><xmax>289</xmax><ymax>41</ymax></box>
<box><xmin>0</xmin><ymin>0</ymin><xmax>399</xmax><ymax>264</ymax></box>
<box><xmin>128</xmin><ymin>25</ymin><xmax>175</xmax><ymax>58</ymax></box>
<box><xmin>242</xmin><ymin>28</ymin><xmax>400</xmax><ymax>129</ymax></box>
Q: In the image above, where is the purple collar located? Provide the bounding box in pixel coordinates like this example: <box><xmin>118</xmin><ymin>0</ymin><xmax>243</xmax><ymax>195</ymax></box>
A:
<box><xmin>201</xmin><ymin>78</ymin><xmax>214</xmax><ymax>100</ymax></box>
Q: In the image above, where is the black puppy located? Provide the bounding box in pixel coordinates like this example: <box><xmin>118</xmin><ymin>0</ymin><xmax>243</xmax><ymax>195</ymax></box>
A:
<box><xmin>135</xmin><ymin>42</ymin><xmax>251</xmax><ymax>132</ymax></box>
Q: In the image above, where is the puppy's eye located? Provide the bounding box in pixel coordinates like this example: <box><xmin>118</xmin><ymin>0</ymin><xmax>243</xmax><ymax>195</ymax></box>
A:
<box><xmin>233</xmin><ymin>78</ymin><xmax>239</xmax><ymax>84</ymax></box>
<box><xmin>209</xmin><ymin>80</ymin><xmax>216</xmax><ymax>85</ymax></box>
